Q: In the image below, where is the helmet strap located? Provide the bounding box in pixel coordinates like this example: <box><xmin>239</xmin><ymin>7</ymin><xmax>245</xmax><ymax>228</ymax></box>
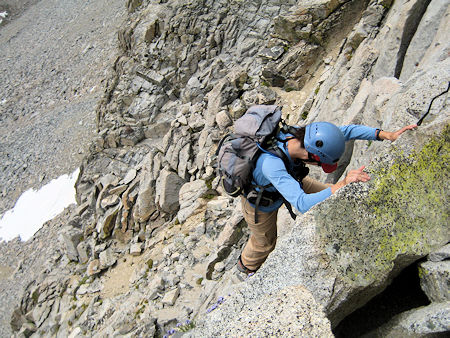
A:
<box><xmin>307</xmin><ymin>152</ymin><xmax>321</xmax><ymax>165</ymax></box>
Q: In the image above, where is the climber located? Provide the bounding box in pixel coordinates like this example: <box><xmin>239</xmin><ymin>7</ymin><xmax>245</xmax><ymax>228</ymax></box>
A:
<box><xmin>237</xmin><ymin>121</ymin><xmax>417</xmax><ymax>275</ymax></box>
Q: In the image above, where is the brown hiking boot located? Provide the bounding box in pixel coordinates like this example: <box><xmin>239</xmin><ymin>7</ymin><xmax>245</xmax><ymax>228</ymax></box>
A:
<box><xmin>237</xmin><ymin>255</ymin><xmax>257</xmax><ymax>275</ymax></box>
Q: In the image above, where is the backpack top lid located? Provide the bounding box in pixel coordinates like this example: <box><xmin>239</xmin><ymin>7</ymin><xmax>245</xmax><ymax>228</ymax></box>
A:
<box><xmin>234</xmin><ymin>105</ymin><xmax>282</xmax><ymax>139</ymax></box>
<box><xmin>304</xmin><ymin>122</ymin><xmax>345</xmax><ymax>165</ymax></box>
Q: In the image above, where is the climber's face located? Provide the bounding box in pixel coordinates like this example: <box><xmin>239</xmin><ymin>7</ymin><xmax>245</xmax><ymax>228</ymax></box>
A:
<box><xmin>287</xmin><ymin>138</ymin><xmax>309</xmax><ymax>160</ymax></box>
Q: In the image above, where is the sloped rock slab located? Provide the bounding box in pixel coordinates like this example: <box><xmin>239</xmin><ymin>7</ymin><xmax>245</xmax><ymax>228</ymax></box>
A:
<box><xmin>365</xmin><ymin>301</ymin><xmax>450</xmax><ymax>337</ymax></box>
<box><xmin>189</xmin><ymin>285</ymin><xmax>333</xmax><ymax>337</ymax></box>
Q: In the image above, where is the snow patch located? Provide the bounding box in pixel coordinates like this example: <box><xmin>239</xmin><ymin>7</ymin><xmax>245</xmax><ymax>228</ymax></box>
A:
<box><xmin>0</xmin><ymin>11</ymin><xmax>8</xmax><ymax>24</ymax></box>
<box><xmin>0</xmin><ymin>168</ymin><xmax>80</xmax><ymax>242</ymax></box>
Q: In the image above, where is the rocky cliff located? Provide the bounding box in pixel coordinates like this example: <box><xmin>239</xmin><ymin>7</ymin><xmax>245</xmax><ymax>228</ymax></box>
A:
<box><xmin>4</xmin><ymin>0</ymin><xmax>450</xmax><ymax>337</ymax></box>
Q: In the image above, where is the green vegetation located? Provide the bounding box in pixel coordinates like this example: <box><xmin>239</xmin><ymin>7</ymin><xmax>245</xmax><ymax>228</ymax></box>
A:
<box><xmin>418</xmin><ymin>265</ymin><xmax>428</xmax><ymax>280</ymax></box>
<box><xmin>178</xmin><ymin>320</ymin><xmax>196</xmax><ymax>332</ymax></box>
<box><xmin>31</xmin><ymin>289</ymin><xmax>40</xmax><ymax>303</ymax></box>
<box><xmin>380</xmin><ymin>0</ymin><xmax>394</xmax><ymax>9</ymax></box>
<box><xmin>345</xmin><ymin>49</ymin><xmax>353</xmax><ymax>61</ymax></box>
<box><xmin>202</xmin><ymin>193</ymin><xmax>217</xmax><ymax>200</ymax></box>
<box><xmin>78</xmin><ymin>276</ymin><xmax>89</xmax><ymax>286</ymax></box>
<box><xmin>205</xmin><ymin>177</ymin><xmax>214</xmax><ymax>190</ymax></box>
<box><xmin>146</xmin><ymin>258</ymin><xmax>154</xmax><ymax>269</ymax></box>
<box><xmin>261</xmin><ymin>79</ymin><xmax>270</xmax><ymax>87</ymax></box>
<box><xmin>59</xmin><ymin>283</ymin><xmax>69</xmax><ymax>297</ymax></box>
<box><xmin>135</xmin><ymin>305</ymin><xmax>146</xmax><ymax>318</ymax></box>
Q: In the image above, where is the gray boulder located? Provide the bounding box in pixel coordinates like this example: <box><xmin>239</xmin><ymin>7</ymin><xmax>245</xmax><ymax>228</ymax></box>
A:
<box><xmin>177</xmin><ymin>180</ymin><xmax>209</xmax><ymax>223</ymax></box>
<box><xmin>59</xmin><ymin>227</ymin><xmax>83</xmax><ymax>262</ymax></box>
<box><xmin>162</xmin><ymin>287</ymin><xmax>180</xmax><ymax>306</ymax></box>
<box><xmin>134</xmin><ymin>175</ymin><xmax>157</xmax><ymax>223</ymax></box>
<box><xmin>96</xmin><ymin>206</ymin><xmax>120</xmax><ymax>239</ymax></box>
<box><xmin>155</xmin><ymin>169</ymin><xmax>185</xmax><ymax>214</ymax></box>
<box><xmin>366</xmin><ymin>301</ymin><xmax>450</xmax><ymax>337</ymax></box>
<box><xmin>133</xmin><ymin>151</ymin><xmax>162</xmax><ymax>223</ymax></box>
<box><xmin>215</xmin><ymin>110</ymin><xmax>232</xmax><ymax>130</ymax></box>
<box><xmin>429</xmin><ymin>244</ymin><xmax>450</xmax><ymax>262</ymax></box>
<box><xmin>206</xmin><ymin>68</ymin><xmax>248</xmax><ymax>127</ymax></box>
<box><xmin>99</xmin><ymin>248</ymin><xmax>117</xmax><ymax>270</ymax></box>
<box><xmin>372</xmin><ymin>0</ymin><xmax>431</xmax><ymax>80</ymax></box>
<box><xmin>76</xmin><ymin>241</ymin><xmax>90</xmax><ymax>264</ymax></box>
<box><xmin>399</xmin><ymin>0</ymin><xmax>449</xmax><ymax>82</ymax></box>
<box><xmin>419</xmin><ymin>261</ymin><xmax>450</xmax><ymax>303</ymax></box>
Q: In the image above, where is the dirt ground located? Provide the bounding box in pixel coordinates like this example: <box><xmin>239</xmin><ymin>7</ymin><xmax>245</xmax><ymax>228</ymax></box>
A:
<box><xmin>0</xmin><ymin>0</ymin><xmax>126</xmax><ymax>214</ymax></box>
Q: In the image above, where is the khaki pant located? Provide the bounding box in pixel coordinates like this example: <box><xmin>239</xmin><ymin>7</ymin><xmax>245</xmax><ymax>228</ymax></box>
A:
<box><xmin>241</xmin><ymin>176</ymin><xmax>329</xmax><ymax>271</ymax></box>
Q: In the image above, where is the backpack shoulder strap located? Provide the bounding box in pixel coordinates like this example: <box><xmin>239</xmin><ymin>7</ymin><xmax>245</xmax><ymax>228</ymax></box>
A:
<box><xmin>266</xmin><ymin>146</ymin><xmax>289</xmax><ymax>166</ymax></box>
<box><xmin>264</xmin><ymin>143</ymin><xmax>309</xmax><ymax>182</ymax></box>
<box><xmin>215</xmin><ymin>133</ymin><xmax>233</xmax><ymax>156</ymax></box>
<box><xmin>254</xmin><ymin>145</ymin><xmax>298</xmax><ymax>221</ymax></box>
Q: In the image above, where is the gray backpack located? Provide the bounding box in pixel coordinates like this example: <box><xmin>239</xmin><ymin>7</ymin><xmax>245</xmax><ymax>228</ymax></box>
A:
<box><xmin>216</xmin><ymin>105</ymin><xmax>284</xmax><ymax>197</ymax></box>
<box><xmin>216</xmin><ymin>105</ymin><xmax>310</xmax><ymax>222</ymax></box>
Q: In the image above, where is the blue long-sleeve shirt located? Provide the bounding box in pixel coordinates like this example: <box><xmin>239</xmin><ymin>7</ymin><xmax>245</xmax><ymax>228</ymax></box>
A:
<box><xmin>251</xmin><ymin>124</ymin><xmax>379</xmax><ymax>213</ymax></box>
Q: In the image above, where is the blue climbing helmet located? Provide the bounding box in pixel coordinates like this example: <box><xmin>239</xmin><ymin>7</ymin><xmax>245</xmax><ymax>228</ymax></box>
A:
<box><xmin>304</xmin><ymin>122</ymin><xmax>345</xmax><ymax>173</ymax></box>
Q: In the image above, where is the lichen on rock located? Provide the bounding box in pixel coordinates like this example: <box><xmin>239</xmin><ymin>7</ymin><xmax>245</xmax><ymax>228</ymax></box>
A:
<box><xmin>315</xmin><ymin>125</ymin><xmax>449</xmax><ymax>286</ymax></box>
<box><xmin>367</xmin><ymin>125</ymin><xmax>450</xmax><ymax>270</ymax></box>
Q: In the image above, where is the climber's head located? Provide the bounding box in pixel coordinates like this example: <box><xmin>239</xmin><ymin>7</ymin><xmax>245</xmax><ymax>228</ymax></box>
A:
<box><xmin>287</xmin><ymin>122</ymin><xmax>345</xmax><ymax>173</ymax></box>
<box><xmin>303</xmin><ymin>122</ymin><xmax>345</xmax><ymax>173</ymax></box>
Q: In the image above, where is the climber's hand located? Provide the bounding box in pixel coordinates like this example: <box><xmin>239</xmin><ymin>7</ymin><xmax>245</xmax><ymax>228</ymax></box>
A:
<box><xmin>344</xmin><ymin>166</ymin><xmax>371</xmax><ymax>185</ymax></box>
<box><xmin>380</xmin><ymin>124</ymin><xmax>417</xmax><ymax>142</ymax></box>
<box><xmin>331</xmin><ymin>166</ymin><xmax>370</xmax><ymax>193</ymax></box>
